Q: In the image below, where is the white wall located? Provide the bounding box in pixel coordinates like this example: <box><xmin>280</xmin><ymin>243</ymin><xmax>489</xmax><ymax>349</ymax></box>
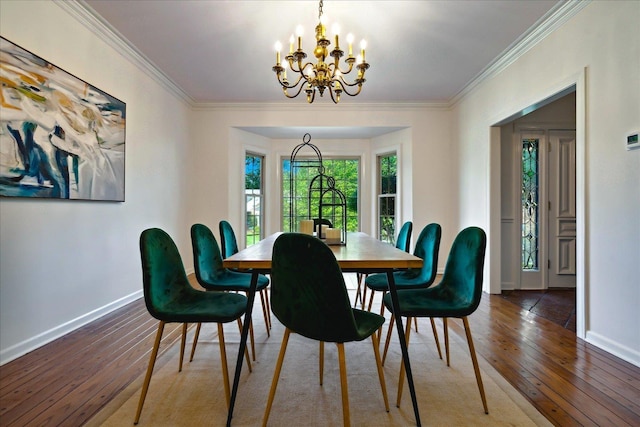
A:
<box><xmin>451</xmin><ymin>1</ymin><xmax>640</xmax><ymax>365</ymax></box>
<box><xmin>0</xmin><ymin>1</ymin><xmax>193</xmax><ymax>363</ymax></box>
<box><xmin>189</xmin><ymin>105</ymin><xmax>456</xmax><ymax>260</ymax></box>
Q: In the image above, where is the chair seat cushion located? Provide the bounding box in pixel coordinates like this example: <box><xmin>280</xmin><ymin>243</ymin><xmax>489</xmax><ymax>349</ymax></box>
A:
<box><xmin>352</xmin><ymin>309</ymin><xmax>386</xmax><ymax>341</ymax></box>
<box><xmin>364</xmin><ymin>269</ymin><xmax>427</xmax><ymax>291</ymax></box>
<box><xmin>198</xmin><ymin>270</ymin><xmax>269</xmax><ymax>292</ymax></box>
<box><xmin>151</xmin><ymin>289</ymin><xmax>248</xmax><ymax>323</ymax></box>
<box><xmin>382</xmin><ymin>285</ymin><xmax>476</xmax><ymax>318</ymax></box>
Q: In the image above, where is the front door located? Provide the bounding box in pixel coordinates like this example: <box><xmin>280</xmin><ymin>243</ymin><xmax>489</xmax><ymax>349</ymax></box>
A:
<box><xmin>547</xmin><ymin>130</ymin><xmax>576</xmax><ymax>288</ymax></box>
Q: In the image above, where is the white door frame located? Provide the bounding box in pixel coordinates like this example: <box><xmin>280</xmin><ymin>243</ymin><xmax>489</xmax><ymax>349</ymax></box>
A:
<box><xmin>489</xmin><ymin>68</ymin><xmax>586</xmax><ymax>339</ymax></box>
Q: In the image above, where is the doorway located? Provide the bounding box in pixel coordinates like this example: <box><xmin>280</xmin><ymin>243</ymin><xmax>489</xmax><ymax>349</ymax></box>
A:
<box><xmin>499</xmin><ymin>92</ymin><xmax>577</xmax><ymax>327</ymax></box>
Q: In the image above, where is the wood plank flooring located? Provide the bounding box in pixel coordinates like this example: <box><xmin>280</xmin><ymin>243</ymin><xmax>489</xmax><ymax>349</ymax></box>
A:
<box><xmin>1</xmin><ymin>279</ymin><xmax>638</xmax><ymax>426</ymax></box>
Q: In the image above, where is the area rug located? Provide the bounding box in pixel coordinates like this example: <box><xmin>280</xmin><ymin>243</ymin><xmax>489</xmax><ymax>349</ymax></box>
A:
<box><xmin>87</xmin><ymin>297</ymin><xmax>551</xmax><ymax>426</ymax></box>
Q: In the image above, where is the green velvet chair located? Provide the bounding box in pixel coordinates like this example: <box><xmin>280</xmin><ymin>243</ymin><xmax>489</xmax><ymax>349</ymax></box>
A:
<box><xmin>356</xmin><ymin>221</ymin><xmax>413</xmax><ymax>308</ymax></box>
<box><xmin>190</xmin><ymin>223</ymin><xmax>270</xmax><ymax>362</ymax></box>
<box><xmin>365</xmin><ymin>223</ymin><xmax>440</xmax><ymax>309</ymax></box>
<box><xmin>363</xmin><ymin>223</ymin><xmax>441</xmax><ymax>363</ymax></box>
<box><xmin>219</xmin><ymin>220</ymin><xmax>272</xmax><ymax>334</ymax></box>
<box><xmin>135</xmin><ymin>228</ymin><xmax>248</xmax><ymax>424</ymax></box>
<box><xmin>382</xmin><ymin>226</ymin><xmax>488</xmax><ymax>413</ymax></box>
<box><xmin>263</xmin><ymin>233</ymin><xmax>390</xmax><ymax>427</ymax></box>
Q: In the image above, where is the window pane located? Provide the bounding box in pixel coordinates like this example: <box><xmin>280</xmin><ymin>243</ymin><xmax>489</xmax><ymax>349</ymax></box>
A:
<box><xmin>377</xmin><ymin>153</ymin><xmax>397</xmax><ymax>242</ymax></box>
<box><xmin>282</xmin><ymin>158</ymin><xmax>359</xmax><ymax>232</ymax></box>
<box><xmin>245</xmin><ymin>153</ymin><xmax>264</xmax><ymax>246</ymax></box>
<box><xmin>521</xmin><ymin>139</ymin><xmax>539</xmax><ymax>270</ymax></box>
<box><xmin>380</xmin><ymin>154</ymin><xmax>397</xmax><ymax>194</ymax></box>
<box><xmin>379</xmin><ymin>195</ymin><xmax>396</xmax><ymax>244</ymax></box>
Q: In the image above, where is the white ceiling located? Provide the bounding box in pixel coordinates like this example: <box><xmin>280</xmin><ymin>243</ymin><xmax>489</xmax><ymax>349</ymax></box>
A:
<box><xmin>82</xmin><ymin>0</ymin><xmax>562</xmax><ymax>106</ymax></box>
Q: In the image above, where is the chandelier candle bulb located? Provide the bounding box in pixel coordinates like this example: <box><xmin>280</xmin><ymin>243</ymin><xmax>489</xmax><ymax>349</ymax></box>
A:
<box><xmin>347</xmin><ymin>33</ymin><xmax>354</xmax><ymax>56</ymax></box>
<box><xmin>289</xmin><ymin>35</ymin><xmax>294</xmax><ymax>54</ymax></box>
<box><xmin>275</xmin><ymin>41</ymin><xmax>282</xmax><ymax>65</ymax></box>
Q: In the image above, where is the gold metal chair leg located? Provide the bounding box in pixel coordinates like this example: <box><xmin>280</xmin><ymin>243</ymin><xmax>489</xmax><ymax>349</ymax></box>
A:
<box><xmin>249</xmin><ymin>318</ymin><xmax>256</xmax><ymax>361</ymax></box>
<box><xmin>179</xmin><ymin>323</ymin><xmax>187</xmax><ymax>372</ymax></box>
<box><xmin>319</xmin><ymin>341</ymin><xmax>325</xmax><ymax>385</ymax></box>
<box><xmin>262</xmin><ymin>328</ymin><xmax>291</xmax><ymax>427</ymax></box>
<box><xmin>134</xmin><ymin>321</ymin><xmax>165</xmax><ymax>425</ymax></box>
<box><xmin>218</xmin><ymin>323</ymin><xmax>231</xmax><ymax>408</ymax></box>
<box><xmin>361</xmin><ymin>281</ymin><xmax>368</xmax><ymax>310</ymax></box>
<box><xmin>367</xmin><ymin>289</ymin><xmax>375</xmax><ymax>312</ymax></box>
<box><xmin>337</xmin><ymin>343</ymin><xmax>351</xmax><ymax>427</ymax></box>
<box><xmin>189</xmin><ymin>323</ymin><xmax>202</xmax><ymax>362</ymax></box>
<box><xmin>376</xmin><ymin>291</ymin><xmax>387</xmax><ymax>341</ymax></box>
<box><xmin>430</xmin><ymin>318</ymin><xmax>443</xmax><ymax>360</ymax></box>
<box><xmin>259</xmin><ymin>289</ymin><xmax>270</xmax><ymax>337</ymax></box>
<box><xmin>263</xmin><ymin>287</ymin><xmax>272</xmax><ymax>330</ymax></box>
<box><xmin>188</xmin><ymin>321</ymin><xmax>251</xmax><ymax>372</ymax></box>
<box><xmin>396</xmin><ymin>317</ymin><xmax>412</xmax><ymax>407</ymax></box>
<box><xmin>381</xmin><ymin>314</ymin><xmax>395</xmax><ymax>365</ymax></box>
<box><xmin>462</xmin><ymin>317</ymin><xmax>489</xmax><ymax>414</ymax></box>
<box><xmin>371</xmin><ymin>333</ymin><xmax>390</xmax><ymax>412</ymax></box>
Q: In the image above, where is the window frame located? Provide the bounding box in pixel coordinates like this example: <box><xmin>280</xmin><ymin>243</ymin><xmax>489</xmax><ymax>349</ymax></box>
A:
<box><xmin>245</xmin><ymin>152</ymin><xmax>265</xmax><ymax>247</ymax></box>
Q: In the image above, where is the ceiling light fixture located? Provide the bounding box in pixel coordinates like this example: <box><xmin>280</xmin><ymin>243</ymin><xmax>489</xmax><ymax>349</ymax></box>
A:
<box><xmin>272</xmin><ymin>0</ymin><xmax>369</xmax><ymax>104</ymax></box>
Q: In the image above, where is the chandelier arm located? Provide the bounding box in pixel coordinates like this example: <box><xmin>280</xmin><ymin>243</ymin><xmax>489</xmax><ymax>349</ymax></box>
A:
<box><xmin>334</xmin><ymin>62</ymin><xmax>355</xmax><ymax>76</ymax></box>
<box><xmin>338</xmin><ymin>83</ymin><xmax>363</xmax><ymax>97</ymax></box>
<box><xmin>327</xmin><ymin>86</ymin><xmax>339</xmax><ymax>104</ymax></box>
<box><xmin>283</xmin><ymin>83</ymin><xmax>308</xmax><ymax>99</ymax></box>
<box><xmin>337</xmin><ymin>74</ymin><xmax>364</xmax><ymax>88</ymax></box>
<box><xmin>278</xmin><ymin>73</ymin><xmax>306</xmax><ymax>89</ymax></box>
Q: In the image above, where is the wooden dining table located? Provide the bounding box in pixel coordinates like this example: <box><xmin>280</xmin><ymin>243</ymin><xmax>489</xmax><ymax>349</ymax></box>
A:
<box><xmin>222</xmin><ymin>231</ymin><xmax>424</xmax><ymax>426</ymax></box>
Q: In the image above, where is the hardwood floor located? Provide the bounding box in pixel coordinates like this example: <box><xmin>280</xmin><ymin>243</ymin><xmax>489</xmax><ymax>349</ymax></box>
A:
<box><xmin>1</xmin><ymin>280</ymin><xmax>638</xmax><ymax>426</ymax></box>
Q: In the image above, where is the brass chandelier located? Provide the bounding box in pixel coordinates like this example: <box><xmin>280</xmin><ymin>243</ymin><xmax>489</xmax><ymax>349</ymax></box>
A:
<box><xmin>272</xmin><ymin>0</ymin><xmax>369</xmax><ymax>104</ymax></box>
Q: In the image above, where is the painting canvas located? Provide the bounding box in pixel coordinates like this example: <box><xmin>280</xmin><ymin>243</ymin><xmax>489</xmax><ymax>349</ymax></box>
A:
<box><xmin>0</xmin><ymin>37</ymin><xmax>126</xmax><ymax>201</ymax></box>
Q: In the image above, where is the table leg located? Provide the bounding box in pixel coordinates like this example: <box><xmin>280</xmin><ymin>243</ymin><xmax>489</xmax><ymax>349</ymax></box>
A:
<box><xmin>386</xmin><ymin>270</ymin><xmax>421</xmax><ymax>426</ymax></box>
<box><xmin>226</xmin><ymin>271</ymin><xmax>258</xmax><ymax>426</ymax></box>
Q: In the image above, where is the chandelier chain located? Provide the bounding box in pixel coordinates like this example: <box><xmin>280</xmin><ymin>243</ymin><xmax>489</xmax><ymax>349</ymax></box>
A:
<box><xmin>318</xmin><ymin>0</ymin><xmax>323</xmax><ymax>20</ymax></box>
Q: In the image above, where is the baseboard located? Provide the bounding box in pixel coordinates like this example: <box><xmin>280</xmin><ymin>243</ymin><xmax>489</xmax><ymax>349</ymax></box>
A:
<box><xmin>0</xmin><ymin>290</ymin><xmax>143</xmax><ymax>366</ymax></box>
<box><xmin>586</xmin><ymin>330</ymin><xmax>640</xmax><ymax>368</ymax></box>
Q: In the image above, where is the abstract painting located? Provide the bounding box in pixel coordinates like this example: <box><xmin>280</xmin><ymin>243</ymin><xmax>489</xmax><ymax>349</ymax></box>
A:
<box><xmin>0</xmin><ymin>37</ymin><xmax>126</xmax><ymax>201</ymax></box>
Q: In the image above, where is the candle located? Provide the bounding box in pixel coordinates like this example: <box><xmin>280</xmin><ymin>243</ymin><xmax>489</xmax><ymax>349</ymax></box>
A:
<box><xmin>275</xmin><ymin>41</ymin><xmax>282</xmax><ymax>65</ymax></box>
<box><xmin>320</xmin><ymin>224</ymin><xmax>329</xmax><ymax>239</ymax></box>
<box><xmin>299</xmin><ymin>220</ymin><xmax>314</xmax><ymax>235</ymax></box>
<box><xmin>326</xmin><ymin>228</ymin><xmax>342</xmax><ymax>244</ymax></box>
<box><xmin>347</xmin><ymin>33</ymin><xmax>354</xmax><ymax>56</ymax></box>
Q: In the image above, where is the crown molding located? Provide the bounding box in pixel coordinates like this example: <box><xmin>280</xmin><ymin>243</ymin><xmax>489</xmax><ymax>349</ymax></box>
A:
<box><xmin>450</xmin><ymin>0</ymin><xmax>591</xmax><ymax>106</ymax></box>
<box><xmin>60</xmin><ymin>0</ymin><xmax>589</xmax><ymax>111</ymax></box>
<box><xmin>57</xmin><ymin>0</ymin><xmax>195</xmax><ymax>107</ymax></box>
<box><xmin>191</xmin><ymin>101</ymin><xmax>451</xmax><ymax>112</ymax></box>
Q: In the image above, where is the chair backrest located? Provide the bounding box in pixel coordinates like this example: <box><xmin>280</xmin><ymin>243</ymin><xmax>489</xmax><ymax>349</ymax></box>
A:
<box><xmin>270</xmin><ymin>233</ymin><xmax>360</xmax><ymax>343</ymax></box>
<box><xmin>439</xmin><ymin>226</ymin><xmax>486</xmax><ymax>315</ymax></box>
<box><xmin>396</xmin><ymin>221</ymin><xmax>413</xmax><ymax>252</ymax></box>
<box><xmin>410</xmin><ymin>223</ymin><xmax>442</xmax><ymax>284</ymax></box>
<box><xmin>219</xmin><ymin>220</ymin><xmax>239</xmax><ymax>259</ymax></box>
<box><xmin>140</xmin><ymin>228</ymin><xmax>192</xmax><ymax>321</ymax></box>
<box><xmin>192</xmin><ymin>223</ymin><xmax>226</xmax><ymax>284</ymax></box>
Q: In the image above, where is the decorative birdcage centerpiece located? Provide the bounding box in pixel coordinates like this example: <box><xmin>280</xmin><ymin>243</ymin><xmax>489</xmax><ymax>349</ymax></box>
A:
<box><xmin>288</xmin><ymin>133</ymin><xmax>347</xmax><ymax>245</ymax></box>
